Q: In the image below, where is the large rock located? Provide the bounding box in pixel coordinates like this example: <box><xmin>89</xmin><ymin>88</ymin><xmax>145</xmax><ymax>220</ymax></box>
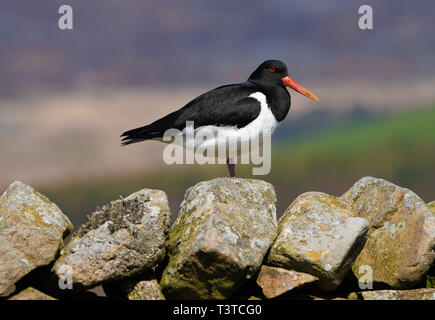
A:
<box><xmin>0</xmin><ymin>181</ymin><xmax>73</xmax><ymax>296</ymax></box>
<box><xmin>52</xmin><ymin>188</ymin><xmax>171</xmax><ymax>288</ymax></box>
<box><xmin>348</xmin><ymin>288</ymin><xmax>435</xmax><ymax>300</ymax></box>
<box><xmin>160</xmin><ymin>178</ymin><xmax>278</xmax><ymax>299</ymax></box>
<box><xmin>342</xmin><ymin>177</ymin><xmax>435</xmax><ymax>288</ymax></box>
<box><xmin>256</xmin><ymin>265</ymin><xmax>318</xmax><ymax>298</ymax></box>
<box><xmin>267</xmin><ymin>192</ymin><xmax>369</xmax><ymax>291</ymax></box>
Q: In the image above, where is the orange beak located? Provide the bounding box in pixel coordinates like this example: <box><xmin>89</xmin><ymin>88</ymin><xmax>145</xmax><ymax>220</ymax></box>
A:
<box><xmin>281</xmin><ymin>75</ymin><xmax>319</xmax><ymax>101</ymax></box>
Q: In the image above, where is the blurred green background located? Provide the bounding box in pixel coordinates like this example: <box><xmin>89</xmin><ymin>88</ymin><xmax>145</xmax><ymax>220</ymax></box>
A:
<box><xmin>1</xmin><ymin>0</ymin><xmax>434</xmax><ymax>227</ymax></box>
<box><xmin>40</xmin><ymin>104</ymin><xmax>435</xmax><ymax>225</ymax></box>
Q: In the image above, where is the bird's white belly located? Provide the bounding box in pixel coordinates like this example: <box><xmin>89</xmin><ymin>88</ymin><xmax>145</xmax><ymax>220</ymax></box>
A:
<box><xmin>177</xmin><ymin>92</ymin><xmax>279</xmax><ymax>159</ymax></box>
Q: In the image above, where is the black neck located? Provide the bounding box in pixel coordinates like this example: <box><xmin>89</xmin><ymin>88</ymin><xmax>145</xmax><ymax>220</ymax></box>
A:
<box><xmin>249</xmin><ymin>80</ymin><xmax>291</xmax><ymax>122</ymax></box>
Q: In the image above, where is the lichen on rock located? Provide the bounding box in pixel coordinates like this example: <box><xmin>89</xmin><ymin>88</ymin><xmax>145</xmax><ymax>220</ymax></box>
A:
<box><xmin>52</xmin><ymin>188</ymin><xmax>171</xmax><ymax>288</ymax></box>
<box><xmin>348</xmin><ymin>288</ymin><xmax>435</xmax><ymax>300</ymax></box>
<box><xmin>0</xmin><ymin>181</ymin><xmax>73</xmax><ymax>296</ymax></box>
<box><xmin>160</xmin><ymin>178</ymin><xmax>278</xmax><ymax>299</ymax></box>
<box><xmin>127</xmin><ymin>280</ymin><xmax>165</xmax><ymax>300</ymax></box>
<box><xmin>256</xmin><ymin>265</ymin><xmax>318</xmax><ymax>298</ymax></box>
<box><xmin>2</xmin><ymin>176</ymin><xmax>434</xmax><ymax>300</ymax></box>
<box><xmin>267</xmin><ymin>191</ymin><xmax>369</xmax><ymax>291</ymax></box>
<box><xmin>342</xmin><ymin>177</ymin><xmax>435</xmax><ymax>289</ymax></box>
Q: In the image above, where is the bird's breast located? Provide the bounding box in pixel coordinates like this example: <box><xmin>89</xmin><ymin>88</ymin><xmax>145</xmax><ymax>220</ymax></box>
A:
<box><xmin>244</xmin><ymin>91</ymin><xmax>280</xmax><ymax>133</ymax></box>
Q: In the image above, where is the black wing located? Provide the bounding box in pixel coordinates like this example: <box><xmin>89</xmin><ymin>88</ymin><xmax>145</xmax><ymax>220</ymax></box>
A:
<box><xmin>121</xmin><ymin>82</ymin><xmax>261</xmax><ymax>145</ymax></box>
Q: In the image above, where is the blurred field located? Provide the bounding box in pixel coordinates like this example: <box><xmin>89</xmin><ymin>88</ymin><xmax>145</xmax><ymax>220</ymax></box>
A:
<box><xmin>1</xmin><ymin>0</ymin><xmax>435</xmax><ymax>244</ymax></box>
<box><xmin>31</xmin><ymin>104</ymin><xmax>435</xmax><ymax>227</ymax></box>
<box><xmin>272</xmin><ymin>104</ymin><xmax>435</xmax><ymax>204</ymax></box>
<box><xmin>2</xmin><ymin>77</ymin><xmax>435</xmax><ymax>190</ymax></box>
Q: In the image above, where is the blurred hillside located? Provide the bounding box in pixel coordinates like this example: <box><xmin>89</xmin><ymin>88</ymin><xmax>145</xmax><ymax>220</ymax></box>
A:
<box><xmin>39</xmin><ymin>105</ymin><xmax>435</xmax><ymax>227</ymax></box>
<box><xmin>2</xmin><ymin>79</ymin><xmax>435</xmax><ymax>191</ymax></box>
<box><xmin>1</xmin><ymin>1</ymin><xmax>434</xmax><ymax>228</ymax></box>
<box><xmin>1</xmin><ymin>0</ymin><xmax>435</xmax><ymax>96</ymax></box>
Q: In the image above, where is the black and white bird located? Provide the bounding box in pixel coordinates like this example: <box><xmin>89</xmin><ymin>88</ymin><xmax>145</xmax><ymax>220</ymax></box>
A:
<box><xmin>121</xmin><ymin>60</ymin><xmax>318</xmax><ymax>177</ymax></box>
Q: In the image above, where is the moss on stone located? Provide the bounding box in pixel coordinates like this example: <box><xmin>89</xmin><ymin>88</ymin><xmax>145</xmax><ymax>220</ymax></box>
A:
<box><xmin>344</xmin><ymin>177</ymin><xmax>435</xmax><ymax>289</ymax></box>
<box><xmin>160</xmin><ymin>178</ymin><xmax>277</xmax><ymax>299</ymax></box>
<box><xmin>75</xmin><ymin>197</ymin><xmax>149</xmax><ymax>238</ymax></box>
<box><xmin>347</xmin><ymin>292</ymin><xmax>359</xmax><ymax>300</ymax></box>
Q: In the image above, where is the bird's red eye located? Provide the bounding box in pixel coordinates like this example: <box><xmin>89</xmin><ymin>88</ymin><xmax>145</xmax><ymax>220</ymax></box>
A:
<box><xmin>269</xmin><ymin>66</ymin><xmax>276</xmax><ymax>72</ymax></box>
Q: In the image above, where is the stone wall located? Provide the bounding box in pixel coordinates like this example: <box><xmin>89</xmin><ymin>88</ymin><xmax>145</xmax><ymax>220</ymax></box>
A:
<box><xmin>1</xmin><ymin>177</ymin><xmax>434</xmax><ymax>300</ymax></box>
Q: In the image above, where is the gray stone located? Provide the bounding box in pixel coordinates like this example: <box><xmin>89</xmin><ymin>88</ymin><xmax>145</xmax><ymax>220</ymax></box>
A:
<box><xmin>0</xmin><ymin>181</ymin><xmax>73</xmax><ymax>296</ymax></box>
<box><xmin>342</xmin><ymin>177</ymin><xmax>435</xmax><ymax>288</ymax></box>
<box><xmin>160</xmin><ymin>178</ymin><xmax>278</xmax><ymax>299</ymax></box>
<box><xmin>267</xmin><ymin>191</ymin><xmax>369</xmax><ymax>291</ymax></box>
<box><xmin>52</xmin><ymin>188</ymin><xmax>171</xmax><ymax>288</ymax></box>
<box><xmin>128</xmin><ymin>280</ymin><xmax>165</xmax><ymax>300</ymax></box>
<box><xmin>349</xmin><ymin>288</ymin><xmax>435</xmax><ymax>300</ymax></box>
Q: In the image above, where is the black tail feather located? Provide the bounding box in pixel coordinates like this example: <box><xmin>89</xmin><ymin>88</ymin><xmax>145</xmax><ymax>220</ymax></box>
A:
<box><xmin>120</xmin><ymin>125</ymin><xmax>162</xmax><ymax>146</ymax></box>
<box><xmin>120</xmin><ymin>108</ymin><xmax>183</xmax><ymax>146</ymax></box>
<box><xmin>120</xmin><ymin>137</ymin><xmax>146</xmax><ymax>146</ymax></box>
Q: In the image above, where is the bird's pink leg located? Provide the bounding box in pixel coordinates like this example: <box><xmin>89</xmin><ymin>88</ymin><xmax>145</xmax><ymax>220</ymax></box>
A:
<box><xmin>226</xmin><ymin>158</ymin><xmax>236</xmax><ymax>178</ymax></box>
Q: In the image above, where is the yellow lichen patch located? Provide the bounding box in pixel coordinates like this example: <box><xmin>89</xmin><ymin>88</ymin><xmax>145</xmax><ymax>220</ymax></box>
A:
<box><xmin>306</xmin><ymin>250</ymin><xmax>325</xmax><ymax>261</ymax></box>
<box><xmin>426</xmin><ymin>201</ymin><xmax>435</xmax><ymax>213</ymax></box>
<box><xmin>319</xmin><ymin>224</ymin><xmax>329</xmax><ymax>231</ymax></box>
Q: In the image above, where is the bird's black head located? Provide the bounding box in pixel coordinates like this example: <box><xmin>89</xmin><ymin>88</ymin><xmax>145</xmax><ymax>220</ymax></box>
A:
<box><xmin>248</xmin><ymin>60</ymin><xmax>289</xmax><ymax>87</ymax></box>
<box><xmin>248</xmin><ymin>59</ymin><xmax>319</xmax><ymax>101</ymax></box>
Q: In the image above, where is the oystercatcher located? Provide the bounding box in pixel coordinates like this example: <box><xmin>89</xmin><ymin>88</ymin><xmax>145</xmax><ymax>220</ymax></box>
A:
<box><xmin>121</xmin><ymin>60</ymin><xmax>318</xmax><ymax>177</ymax></box>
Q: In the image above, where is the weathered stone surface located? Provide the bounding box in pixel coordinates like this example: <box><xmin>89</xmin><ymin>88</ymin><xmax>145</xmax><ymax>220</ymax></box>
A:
<box><xmin>0</xmin><ymin>181</ymin><xmax>73</xmax><ymax>296</ymax></box>
<box><xmin>342</xmin><ymin>177</ymin><xmax>435</xmax><ymax>288</ymax></box>
<box><xmin>267</xmin><ymin>192</ymin><xmax>368</xmax><ymax>291</ymax></box>
<box><xmin>53</xmin><ymin>188</ymin><xmax>171</xmax><ymax>287</ymax></box>
<box><xmin>256</xmin><ymin>265</ymin><xmax>318</xmax><ymax>298</ymax></box>
<box><xmin>428</xmin><ymin>200</ymin><xmax>435</xmax><ymax>213</ymax></box>
<box><xmin>8</xmin><ymin>287</ymin><xmax>56</xmax><ymax>300</ymax></box>
<box><xmin>348</xmin><ymin>288</ymin><xmax>435</xmax><ymax>300</ymax></box>
<box><xmin>160</xmin><ymin>178</ymin><xmax>278</xmax><ymax>299</ymax></box>
<box><xmin>128</xmin><ymin>280</ymin><xmax>165</xmax><ymax>300</ymax></box>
